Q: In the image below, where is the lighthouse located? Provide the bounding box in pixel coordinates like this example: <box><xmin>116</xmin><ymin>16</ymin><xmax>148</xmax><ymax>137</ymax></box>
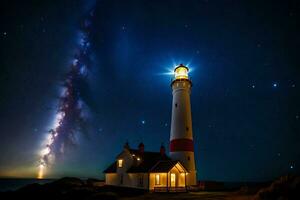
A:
<box><xmin>170</xmin><ymin>64</ymin><xmax>197</xmax><ymax>186</ymax></box>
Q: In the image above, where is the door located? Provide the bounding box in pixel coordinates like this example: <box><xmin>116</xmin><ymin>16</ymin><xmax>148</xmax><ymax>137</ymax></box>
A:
<box><xmin>170</xmin><ymin>173</ymin><xmax>176</xmax><ymax>187</ymax></box>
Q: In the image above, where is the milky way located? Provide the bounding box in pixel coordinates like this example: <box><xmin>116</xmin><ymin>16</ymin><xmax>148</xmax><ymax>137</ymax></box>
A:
<box><xmin>38</xmin><ymin>5</ymin><xmax>95</xmax><ymax>179</ymax></box>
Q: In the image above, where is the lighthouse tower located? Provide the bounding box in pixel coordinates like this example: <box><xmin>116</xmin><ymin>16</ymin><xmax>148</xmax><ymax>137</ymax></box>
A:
<box><xmin>169</xmin><ymin>64</ymin><xmax>197</xmax><ymax>186</ymax></box>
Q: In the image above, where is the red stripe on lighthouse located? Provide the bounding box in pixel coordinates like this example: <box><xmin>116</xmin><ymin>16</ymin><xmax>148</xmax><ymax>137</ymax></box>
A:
<box><xmin>170</xmin><ymin>138</ymin><xmax>194</xmax><ymax>152</ymax></box>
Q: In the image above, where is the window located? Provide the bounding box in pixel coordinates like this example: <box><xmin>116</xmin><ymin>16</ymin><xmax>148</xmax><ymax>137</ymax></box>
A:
<box><xmin>175</xmin><ymin>103</ymin><xmax>178</xmax><ymax>108</ymax></box>
<box><xmin>186</xmin><ymin>126</ymin><xmax>189</xmax><ymax>131</ymax></box>
<box><xmin>155</xmin><ymin>174</ymin><xmax>160</xmax><ymax>185</ymax></box>
<box><xmin>138</xmin><ymin>175</ymin><xmax>143</xmax><ymax>187</ymax></box>
<box><xmin>187</xmin><ymin>156</ymin><xmax>190</xmax><ymax>161</ymax></box>
<box><xmin>120</xmin><ymin>174</ymin><xmax>123</xmax><ymax>184</ymax></box>
<box><xmin>170</xmin><ymin>173</ymin><xmax>176</xmax><ymax>187</ymax></box>
<box><xmin>118</xmin><ymin>159</ymin><xmax>123</xmax><ymax>167</ymax></box>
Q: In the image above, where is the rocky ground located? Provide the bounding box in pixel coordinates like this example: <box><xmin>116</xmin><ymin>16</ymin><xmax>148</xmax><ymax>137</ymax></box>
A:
<box><xmin>0</xmin><ymin>175</ymin><xmax>299</xmax><ymax>200</ymax></box>
<box><xmin>121</xmin><ymin>192</ymin><xmax>253</xmax><ymax>200</ymax></box>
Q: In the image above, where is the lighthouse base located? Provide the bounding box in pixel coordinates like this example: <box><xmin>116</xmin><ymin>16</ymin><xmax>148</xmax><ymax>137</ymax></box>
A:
<box><xmin>186</xmin><ymin>171</ymin><xmax>197</xmax><ymax>186</ymax></box>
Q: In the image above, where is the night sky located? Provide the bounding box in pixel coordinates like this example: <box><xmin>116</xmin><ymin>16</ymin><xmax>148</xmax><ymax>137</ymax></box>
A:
<box><xmin>0</xmin><ymin>0</ymin><xmax>299</xmax><ymax>182</ymax></box>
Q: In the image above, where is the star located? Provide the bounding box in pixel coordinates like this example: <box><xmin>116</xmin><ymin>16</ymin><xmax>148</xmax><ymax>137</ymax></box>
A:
<box><xmin>292</xmin><ymin>84</ymin><xmax>295</xmax><ymax>88</ymax></box>
<box><xmin>164</xmin><ymin>123</ymin><xmax>168</xmax><ymax>127</ymax></box>
<box><xmin>141</xmin><ymin>120</ymin><xmax>146</xmax><ymax>124</ymax></box>
<box><xmin>277</xmin><ymin>152</ymin><xmax>281</xmax><ymax>157</ymax></box>
<box><xmin>296</xmin><ymin>115</ymin><xmax>299</xmax><ymax>120</ymax></box>
<box><xmin>273</xmin><ymin>83</ymin><xmax>278</xmax><ymax>88</ymax></box>
<box><xmin>251</xmin><ymin>85</ymin><xmax>255</xmax><ymax>89</ymax></box>
<box><xmin>3</xmin><ymin>32</ymin><xmax>7</xmax><ymax>36</ymax></box>
<box><xmin>290</xmin><ymin>165</ymin><xmax>294</xmax><ymax>169</ymax></box>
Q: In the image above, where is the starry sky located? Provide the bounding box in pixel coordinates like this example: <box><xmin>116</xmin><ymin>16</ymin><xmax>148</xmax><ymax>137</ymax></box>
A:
<box><xmin>0</xmin><ymin>0</ymin><xmax>299</xmax><ymax>181</ymax></box>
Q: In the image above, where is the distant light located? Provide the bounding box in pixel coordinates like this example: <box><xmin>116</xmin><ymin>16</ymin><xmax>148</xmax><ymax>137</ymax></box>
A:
<box><xmin>141</xmin><ymin>120</ymin><xmax>146</xmax><ymax>124</ymax></box>
<box><xmin>137</xmin><ymin>157</ymin><xmax>141</xmax><ymax>161</ymax></box>
<box><xmin>290</xmin><ymin>165</ymin><xmax>294</xmax><ymax>169</ymax></box>
<box><xmin>273</xmin><ymin>83</ymin><xmax>278</xmax><ymax>88</ymax></box>
<box><xmin>251</xmin><ymin>85</ymin><xmax>255</xmax><ymax>89</ymax></box>
<box><xmin>3</xmin><ymin>32</ymin><xmax>7</xmax><ymax>36</ymax></box>
<box><xmin>37</xmin><ymin>164</ymin><xmax>44</xmax><ymax>179</ymax></box>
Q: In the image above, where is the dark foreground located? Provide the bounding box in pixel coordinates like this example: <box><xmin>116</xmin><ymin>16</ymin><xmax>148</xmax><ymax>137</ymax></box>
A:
<box><xmin>0</xmin><ymin>175</ymin><xmax>299</xmax><ymax>200</ymax></box>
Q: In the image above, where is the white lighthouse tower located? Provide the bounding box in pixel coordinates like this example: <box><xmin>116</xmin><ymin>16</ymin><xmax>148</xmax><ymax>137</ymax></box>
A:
<box><xmin>169</xmin><ymin>64</ymin><xmax>197</xmax><ymax>186</ymax></box>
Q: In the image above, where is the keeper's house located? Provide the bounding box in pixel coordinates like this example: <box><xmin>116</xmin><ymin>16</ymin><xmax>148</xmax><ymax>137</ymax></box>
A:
<box><xmin>103</xmin><ymin>142</ymin><xmax>188</xmax><ymax>192</ymax></box>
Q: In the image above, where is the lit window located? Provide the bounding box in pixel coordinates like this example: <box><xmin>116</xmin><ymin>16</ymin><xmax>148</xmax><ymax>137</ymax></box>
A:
<box><xmin>118</xmin><ymin>159</ymin><xmax>123</xmax><ymax>167</ymax></box>
<box><xmin>171</xmin><ymin>173</ymin><xmax>176</xmax><ymax>185</ymax></box>
<box><xmin>155</xmin><ymin>174</ymin><xmax>160</xmax><ymax>185</ymax></box>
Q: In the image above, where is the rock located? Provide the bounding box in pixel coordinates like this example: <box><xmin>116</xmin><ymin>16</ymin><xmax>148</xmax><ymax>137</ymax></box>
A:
<box><xmin>254</xmin><ymin>175</ymin><xmax>300</xmax><ymax>200</ymax></box>
<box><xmin>86</xmin><ymin>178</ymin><xmax>104</xmax><ymax>187</ymax></box>
<box><xmin>86</xmin><ymin>192</ymin><xmax>118</xmax><ymax>200</ymax></box>
<box><xmin>51</xmin><ymin>177</ymin><xmax>84</xmax><ymax>187</ymax></box>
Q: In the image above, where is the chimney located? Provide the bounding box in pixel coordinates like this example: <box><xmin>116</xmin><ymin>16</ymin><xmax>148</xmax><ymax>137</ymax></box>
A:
<box><xmin>160</xmin><ymin>143</ymin><xmax>166</xmax><ymax>156</ymax></box>
<box><xmin>138</xmin><ymin>142</ymin><xmax>144</xmax><ymax>153</ymax></box>
<box><xmin>124</xmin><ymin>141</ymin><xmax>130</xmax><ymax>150</ymax></box>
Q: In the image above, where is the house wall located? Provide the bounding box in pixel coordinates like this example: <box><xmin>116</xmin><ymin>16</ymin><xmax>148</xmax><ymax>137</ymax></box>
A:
<box><xmin>128</xmin><ymin>173</ymin><xmax>149</xmax><ymax>189</ymax></box>
<box><xmin>105</xmin><ymin>173</ymin><xmax>148</xmax><ymax>189</ymax></box>
<box><xmin>116</xmin><ymin>149</ymin><xmax>134</xmax><ymax>174</ymax></box>
<box><xmin>105</xmin><ymin>173</ymin><xmax>118</xmax><ymax>185</ymax></box>
<box><xmin>105</xmin><ymin>149</ymin><xmax>149</xmax><ymax>189</ymax></box>
<box><xmin>149</xmin><ymin>173</ymin><xmax>168</xmax><ymax>190</ymax></box>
